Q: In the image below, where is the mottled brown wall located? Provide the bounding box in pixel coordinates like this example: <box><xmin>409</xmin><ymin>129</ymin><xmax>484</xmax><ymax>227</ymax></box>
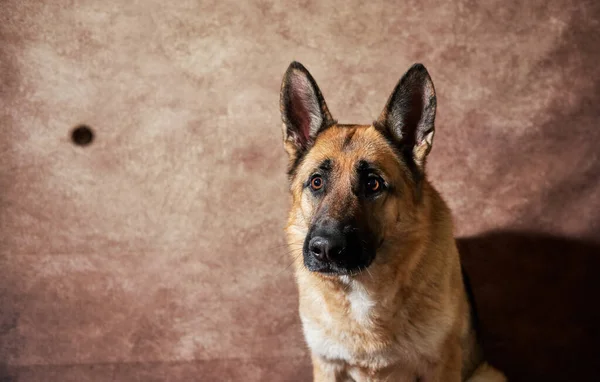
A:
<box><xmin>1</xmin><ymin>0</ymin><xmax>599</xmax><ymax>381</ymax></box>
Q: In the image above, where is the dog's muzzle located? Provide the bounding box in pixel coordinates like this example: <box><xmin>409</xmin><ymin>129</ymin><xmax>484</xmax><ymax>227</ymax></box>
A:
<box><xmin>303</xmin><ymin>219</ymin><xmax>374</xmax><ymax>275</ymax></box>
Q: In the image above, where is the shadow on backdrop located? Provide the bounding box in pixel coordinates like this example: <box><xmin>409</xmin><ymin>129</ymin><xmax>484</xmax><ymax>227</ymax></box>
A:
<box><xmin>459</xmin><ymin>231</ymin><xmax>600</xmax><ymax>382</ymax></box>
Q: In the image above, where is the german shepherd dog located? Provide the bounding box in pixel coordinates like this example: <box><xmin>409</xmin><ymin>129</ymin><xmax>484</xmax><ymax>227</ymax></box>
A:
<box><xmin>279</xmin><ymin>62</ymin><xmax>507</xmax><ymax>382</ymax></box>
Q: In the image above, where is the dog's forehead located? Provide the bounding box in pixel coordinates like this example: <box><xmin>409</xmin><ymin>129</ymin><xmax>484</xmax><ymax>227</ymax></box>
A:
<box><xmin>302</xmin><ymin>125</ymin><xmax>401</xmax><ymax>174</ymax></box>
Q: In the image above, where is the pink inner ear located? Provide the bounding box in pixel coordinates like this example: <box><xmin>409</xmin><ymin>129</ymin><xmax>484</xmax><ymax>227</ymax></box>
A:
<box><xmin>289</xmin><ymin>74</ymin><xmax>314</xmax><ymax>146</ymax></box>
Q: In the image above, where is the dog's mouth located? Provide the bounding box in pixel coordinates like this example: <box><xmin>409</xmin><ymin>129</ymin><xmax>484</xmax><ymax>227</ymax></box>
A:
<box><xmin>316</xmin><ymin>264</ymin><xmax>373</xmax><ymax>277</ymax></box>
<box><xmin>303</xmin><ymin>249</ymin><xmax>376</xmax><ymax>276</ymax></box>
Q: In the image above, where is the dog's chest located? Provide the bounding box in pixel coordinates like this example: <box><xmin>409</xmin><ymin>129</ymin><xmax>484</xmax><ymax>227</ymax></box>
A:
<box><xmin>300</xmin><ymin>283</ymin><xmax>406</xmax><ymax>368</ymax></box>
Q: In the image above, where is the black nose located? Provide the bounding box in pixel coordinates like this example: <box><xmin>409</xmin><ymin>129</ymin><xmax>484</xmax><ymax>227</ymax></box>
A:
<box><xmin>309</xmin><ymin>235</ymin><xmax>345</xmax><ymax>262</ymax></box>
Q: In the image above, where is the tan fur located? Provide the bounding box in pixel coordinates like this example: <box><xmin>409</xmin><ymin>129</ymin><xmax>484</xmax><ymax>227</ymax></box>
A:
<box><xmin>285</xmin><ymin>125</ymin><xmax>506</xmax><ymax>381</ymax></box>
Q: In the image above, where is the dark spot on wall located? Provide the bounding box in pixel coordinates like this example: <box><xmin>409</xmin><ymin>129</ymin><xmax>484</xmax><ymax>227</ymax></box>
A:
<box><xmin>71</xmin><ymin>125</ymin><xmax>94</xmax><ymax>146</ymax></box>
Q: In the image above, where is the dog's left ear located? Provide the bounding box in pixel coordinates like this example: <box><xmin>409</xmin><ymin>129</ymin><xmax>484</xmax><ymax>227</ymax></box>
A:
<box><xmin>280</xmin><ymin>62</ymin><xmax>336</xmax><ymax>160</ymax></box>
<box><xmin>376</xmin><ymin>64</ymin><xmax>437</xmax><ymax>169</ymax></box>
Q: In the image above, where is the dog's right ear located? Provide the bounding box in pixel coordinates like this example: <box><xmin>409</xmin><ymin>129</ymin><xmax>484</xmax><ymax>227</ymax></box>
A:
<box><xmin>280</xmin><ymin>62</ymin><xmax>336</xmax><ymax>160</ymax></box>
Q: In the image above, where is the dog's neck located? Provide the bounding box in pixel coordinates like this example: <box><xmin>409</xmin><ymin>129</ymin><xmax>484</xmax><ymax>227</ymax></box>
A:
<box><xmin>299</xmin><ymin>256</ymin><xmax>420</xmax><ymax>328</ymax></box>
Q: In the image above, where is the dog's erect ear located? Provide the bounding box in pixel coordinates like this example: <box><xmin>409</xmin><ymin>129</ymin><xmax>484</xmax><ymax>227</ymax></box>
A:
<box><xmin>280</xmin><ymin>62</ymin><xmax>336</xmax><ymax>159</ymax></box>
<box><xmin>376</xmin><ymin>64</ymin><xmax>437</xmax><ymax>169</ymax></box>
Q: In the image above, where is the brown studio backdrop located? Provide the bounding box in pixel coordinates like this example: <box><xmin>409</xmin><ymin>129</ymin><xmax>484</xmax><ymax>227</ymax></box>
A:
<box><xmin>1</xmin><ymin>0</ymin><xmax>599</xmax><ymax>381</ymax></box>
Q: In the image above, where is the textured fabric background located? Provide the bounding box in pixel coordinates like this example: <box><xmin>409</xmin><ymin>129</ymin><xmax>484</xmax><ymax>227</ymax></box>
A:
<box><xmin>1</xmin><ymin>1</ymin><xmax>599</xmax><ymax>381</ymax></box>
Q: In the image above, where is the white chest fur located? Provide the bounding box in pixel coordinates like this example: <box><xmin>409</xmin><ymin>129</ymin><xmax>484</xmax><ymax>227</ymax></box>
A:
<box><xmin>345</xmin><ymin>281</ymin><xmax>376</xmax><ymax>325</ymax></box>
<box><xmin>301</xmin><ymin>313</ymin><xmax>354</xmax><ymax>361</ymax></box>
<box><xmin>300</xmin><ymin>279</ymin><xmax>383</xmax><ymax>363</ymax></box>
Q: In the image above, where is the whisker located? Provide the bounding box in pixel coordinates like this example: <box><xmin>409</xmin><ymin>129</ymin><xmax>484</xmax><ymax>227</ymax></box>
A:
<box><xmin>274</xmin><ymin>252</ymin><xmax>302</xmax><ymax>278</ymax></box>
<box><xmin>265</xmin><ymin>242</ymin><xmax>303</xmax><ymax>251</ymax></box>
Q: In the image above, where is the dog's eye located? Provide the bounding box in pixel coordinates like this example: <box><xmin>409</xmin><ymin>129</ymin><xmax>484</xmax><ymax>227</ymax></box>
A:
<box><xmin>311</xmin><ymin>175</ymin><xmax>324</xmax><ymax>191</ymax></box>
<box><xmin>366</xmin><ymin>177</ymin><xmax>382</xmax><ymax>193</ymax></box>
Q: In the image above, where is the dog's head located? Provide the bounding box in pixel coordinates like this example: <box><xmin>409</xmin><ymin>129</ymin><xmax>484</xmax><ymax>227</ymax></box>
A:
<box><xmin>280</xmin><ymin>62</ymin><xmax>437</xmax><ymax>276</ymax></box>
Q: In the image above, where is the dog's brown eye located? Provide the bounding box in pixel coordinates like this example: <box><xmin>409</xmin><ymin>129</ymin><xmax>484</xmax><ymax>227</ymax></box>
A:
<box><xmin>311</xmin><ymin>176</ymin><xmax>323</xmax><ymax>191</ymax></box>
<box><xmin>366</xmin><ymin>178</ymin><xmax>381</xmax><ymax>192</ymax></box>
